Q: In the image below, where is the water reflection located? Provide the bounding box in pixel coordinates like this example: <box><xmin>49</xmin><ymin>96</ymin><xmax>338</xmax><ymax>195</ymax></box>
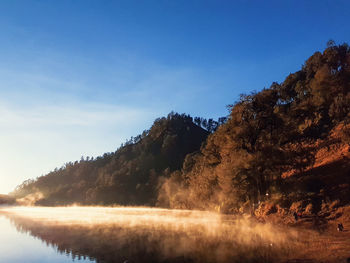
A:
<box><xmin>0</xmin><ymin>207</ymin><xmax>296</xmax><ymax>263</ymax></box>
<box><xmin>0</xmin><ymin>213</ymin><xmax>94</xmax><ymax>263</ymax></box>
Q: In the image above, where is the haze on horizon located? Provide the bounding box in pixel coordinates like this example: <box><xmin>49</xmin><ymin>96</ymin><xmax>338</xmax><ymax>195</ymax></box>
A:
<box><xmin>0</xmin><ymin>0</ymin><xmax>349</xmax><ymax>194</ymax></box>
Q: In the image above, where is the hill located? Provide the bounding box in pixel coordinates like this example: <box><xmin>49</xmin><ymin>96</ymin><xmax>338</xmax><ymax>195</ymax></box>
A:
<box><xmin>11</xmin><ymin>113</ymin><xmax>212</xmax><ymax>206</ymax></box>
<box><xmin>158</xmin><ymin>42</ymin><xmax>350</xmax><ymax>216</ymax></box>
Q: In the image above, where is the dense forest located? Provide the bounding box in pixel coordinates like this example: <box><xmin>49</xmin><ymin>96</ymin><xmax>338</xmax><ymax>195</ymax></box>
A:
<box><xmin>12</xmin><ymin>42</ymin><xmax>350</xmax><ymax>214</ymax></box>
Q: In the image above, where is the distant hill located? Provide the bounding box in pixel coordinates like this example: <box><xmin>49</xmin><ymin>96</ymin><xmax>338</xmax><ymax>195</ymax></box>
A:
<box><xmin>0</xmin><ymin>194</ymin><xmax>16</xmax><ymax>205</ymax></box>
<box><xmin>11</xmin><ymin>113</ymin><xmax>212</xmax><ymax>206</ymax></box>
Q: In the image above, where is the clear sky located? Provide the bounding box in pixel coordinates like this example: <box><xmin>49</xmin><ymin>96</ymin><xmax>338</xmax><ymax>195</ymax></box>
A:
<box><xmin>0</xmin><ymin>0</ymin><xmax>349</xmax><ymax>194</ymax></box>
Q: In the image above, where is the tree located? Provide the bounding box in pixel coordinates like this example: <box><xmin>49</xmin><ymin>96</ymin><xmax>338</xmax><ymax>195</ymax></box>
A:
<box><xmin>326</xmin><ymin>39</ymin><xmax>336</xmax><ymax>48</ymax></box>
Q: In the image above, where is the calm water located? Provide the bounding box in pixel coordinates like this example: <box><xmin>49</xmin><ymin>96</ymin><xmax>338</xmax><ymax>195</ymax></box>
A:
<box><xmin>0</xmin><ymin>213</ymin><xmax>95</xmax><ymax>263</ymax></box>
<box><xmin>0</xmin><ymin>207</ymin><xmax>293</xmax><ymax>263</ymax></box>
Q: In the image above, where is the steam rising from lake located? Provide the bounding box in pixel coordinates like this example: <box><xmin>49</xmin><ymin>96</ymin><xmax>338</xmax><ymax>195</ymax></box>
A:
<box><xmin>0</xmin><ymin>206</ymin><xmax>297</xmax><ymax>262</ymax></box>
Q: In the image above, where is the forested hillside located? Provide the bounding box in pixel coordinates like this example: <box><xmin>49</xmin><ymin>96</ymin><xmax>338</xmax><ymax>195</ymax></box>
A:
<box><xmin>12</xmin><ymin>113</ymin><xmax>214</xmax><ymax>205</ymax></box>
<box><xmin>12</xmin><ymin>42</ymin><xmax>350</xmax><ymax>214</ymax></box>
<box><xmin>158</xmin><ymin>42</ymin><xmax>350</xmax><ymax>214</ymax></box>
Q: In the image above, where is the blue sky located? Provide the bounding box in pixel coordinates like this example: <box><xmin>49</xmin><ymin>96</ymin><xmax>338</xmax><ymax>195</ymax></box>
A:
<box><xmin>0</xmin><ymin>0</ymin><xmax>349</xmax><ymax>193</ymax></box>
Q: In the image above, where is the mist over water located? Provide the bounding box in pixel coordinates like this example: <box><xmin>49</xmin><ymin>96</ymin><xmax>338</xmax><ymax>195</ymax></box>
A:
<box><xmin>0</xmin><ymin>206</ymin><xmax>297</xmax><ymax>263</ymax></box>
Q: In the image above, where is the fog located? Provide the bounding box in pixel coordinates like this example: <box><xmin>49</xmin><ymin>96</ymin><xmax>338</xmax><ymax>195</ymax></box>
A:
<box><xmin>0</xmin><ymin>206</ymin><xmax>299</xmax><ymax>263</ymax></box>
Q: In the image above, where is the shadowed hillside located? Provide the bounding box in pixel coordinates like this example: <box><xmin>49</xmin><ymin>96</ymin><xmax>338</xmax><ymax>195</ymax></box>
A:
<box><xmin>11</xmin><ymin>113</ymin><xmax>213</xmax><ymax>206</ymax></box>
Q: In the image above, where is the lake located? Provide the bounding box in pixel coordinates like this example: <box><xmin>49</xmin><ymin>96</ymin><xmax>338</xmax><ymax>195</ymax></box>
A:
<box><xmin>0</xmin><ymin>206</ymin><xmax>294</xmax><ymax>263</ymax></box>
<box><xmin>0</xmin><ymin>212</ymin><xmax>94</xmax><ymax>263</ymax></box>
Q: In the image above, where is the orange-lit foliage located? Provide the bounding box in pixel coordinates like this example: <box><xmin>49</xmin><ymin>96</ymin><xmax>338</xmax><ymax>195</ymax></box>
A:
<box><xmin>159</xmin><ymin>43</ymin><xmax>350</xmax><ymax>213</ymax></box>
